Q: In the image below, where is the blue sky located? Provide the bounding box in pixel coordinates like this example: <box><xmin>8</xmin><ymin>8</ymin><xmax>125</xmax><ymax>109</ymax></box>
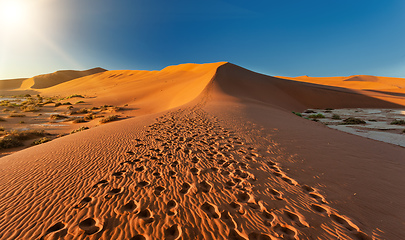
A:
<box><xmin>1</xmin><ymin>0</ymin><xmax>405</xmax><ymax>79</ymax></box>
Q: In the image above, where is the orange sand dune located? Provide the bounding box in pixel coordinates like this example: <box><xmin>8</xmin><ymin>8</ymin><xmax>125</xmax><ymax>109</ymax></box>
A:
<box><xmin>14</xmin><ymin>67</ymin><xmax>107</xmax><ymax>90</ymax></box>
<box><xmin>0</xmin><ymin>62</ymin><xmax>404</xmax><ymax>240</ymax></box>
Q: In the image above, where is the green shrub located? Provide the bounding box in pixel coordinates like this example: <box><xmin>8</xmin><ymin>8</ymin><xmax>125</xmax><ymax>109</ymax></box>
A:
<box><xmin>20</xmin><ymin>105</ymin><xmax>39</xmax><ymax>112</ymax></box>
<box><xmin>292</xmin><ymin>111</ymin><xmax>302</xmax><ymax>117</ymax></box>
<box><xmin>342</xmin><ymin>117</ymin><xmax>366</xmax><ymax>125</ymax></box>
<box><xmin>65</xmin><ymin>94</ymin><xmax>84</xmax><ymax>99</ymax></box>
<box><xmin>309</xmin><ymin>113</ymin><xmax>325</xmax><ymax>119</ymax></box>
<box><xmin>0</xmin><ymin>130</ymin><xmax>47</xmax><ymax>149</ymax></box>
<box><xmin>50</xmin><ymin>114</ymin><xmax>69</xmax><ymax>120</ymax></box>
<box><xmin>100</xmin><ymin>115</ymin><xmax>119</xmax><ymax>123</ymax></box>
<box><xmin>75</xmin><ymin>101</ymin><xmax>85</xmax><ymax>104</ymax></box>
<box><xmin>390</xmin><ymin>119</ymin><xmax>405</xmax><ymax>125</ymax></box>
<box><xmin>332</xmin><ymin>114</ymin><xmax>341</xmax><ymax>120</ymax></box>
<box><xmin>32</xmin><ymin>137</ymin><xmax>51</xmax><ymax>145</ymax></box>
<box><xmin>55</xmin><ymin>102</ymin><xmax>62</xmax><ymax>107</ymax></box>
<box><xmin>71</xmin><ymin>126</ymin><xmax>89</xmax><ymax>134</ymax></box>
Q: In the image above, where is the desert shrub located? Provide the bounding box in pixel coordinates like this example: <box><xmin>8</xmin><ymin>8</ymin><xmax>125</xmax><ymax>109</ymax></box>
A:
<box><xmin>390</xmin><ymin>119</ymin><xmax>405</xmax><ymax>125</ymax></box>
<box><xmin>67</xmin><ymin>106</ymin><xmax>73</xmax><ymax>110</ymax></box>
<box><xmin>19</xmin><ymin>121</ymin><xmax>25</xmax><ymax>124</ymax></box>
<box><xmin>9</xmin><ymin>114</ymin><xmax>26</xmax><ymax>117</ymax></box>
<box><xmin>2</xmin><ymin>109</ymin><xmax>9</xmax><ymax>112</ymax></box>
<box><xmin>368</xmin><ymin>119</ymin><xmax>377</xmax><ymax>122</ymax></box>
<box><xmin>304</xmin><ymin>110</ymin><xmax>316</xmax><ymax>113</ymax></box>
<box><xmin>342</xmin><ymin>117</ymin><xmax>366</xmax><ymax>125</ymax></box>
<box><xmin>112</xmin><ymin>106</ymin><xmax>122</xmax><ymax>111</ymax></box>
<box><xmin>325</xmin><ymin>108</ymin><xmax>334</xmax><ymax>110</ymax></box>
<box><xmin>90</xmin><ymin>107</ymin><xmax>99</xmax><ymax>110</ymax></box>
<box><xmin>32</xmin><ymin>137</ymin><xmax>51</xmax><ymax>145</ymax></box>
<box><xmin>24</xmin><ymin>94</ymin><xmax>31</xmax><ymax>97</ymax></box>
<box><xmin>70</xmin><ymin>108</ymin><xmax>90</xmax><ymax>115</ymax></box>
<box><xmin>0</xmin><ymin>127</ymin><xmax>4</xmax><ymax>131</ymax></box>
<box><xmin>42</xmin><ymin>100</ymin><xmax>54</xmax><ymax>105</ymax></box>
<box><xmin>308</xmin><ymin>113</ymin><xmax>325</xmax><ymax>119</ymax></box>
<box><xmin>292</xmin><ymin>111</ymin><xmax>302</xmax><ymax>117</ymax></box>
<box><xmin>0</xmin><ymin>130</ymin><xmax>47</xmax><ymax>149</ymax></box>
<box><xmin>72</xmin><ymin>117</ymin><xmax>86</xmax><ymax>123</ymax></box>
<box><xmin>100</xmin><ymin>115</ymin><xmax>119</xmax><ymax>123</ymax></box>
<box><xmin>50</xmin><ymin>114</ymin><xmax>69</xmax><ymax>120</ymax></box>
<box><xmin>0</xmin><ymin>117</ymin><xmax>5</xmax><ymax>121</ymax></box>
<box><xmin>332</xmin><ymin>114</ymin><xmax>341</xmax><ymax>120</ymax></box>
<box><xmin>71</xmin><ymin>126</ymin><xmax>89</xmax><ymax>134</ymax></box>
<box><xmin>55</xmin><ymin>102</ymin><xmax>62</xmax><ymax>107</ymax></box>
<box><xmin>65</xmin><ymin>94</ymin><xmax>84</xmax><ymax>99</ymax></box>
<box><xmin>75</xmin><ymin>101</ymin><xmax>85</xmax><ymax>104</ymax></box>
<box><xmin>20</xmin><ymin>105</ymin><xmax>39</xmax><ymax>112</ymax></box>
<box><xmin>62</xmin><ymin>102</ymin><xmax>72</xmax><ymax>105</ymax></box>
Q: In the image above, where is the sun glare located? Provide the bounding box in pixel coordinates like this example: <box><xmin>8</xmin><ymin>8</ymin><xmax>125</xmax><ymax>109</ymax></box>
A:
<box><xmin>0</xmin><ymin>0</ymin><xmax>28</xmax><ymax>28</ymax></box>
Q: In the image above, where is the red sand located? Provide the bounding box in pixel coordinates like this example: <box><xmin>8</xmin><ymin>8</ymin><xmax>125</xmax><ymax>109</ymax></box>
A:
<box><xmin>0</xmin><ymin>62</ymin><xmax>404</xmax><ymax>239</ymax></box>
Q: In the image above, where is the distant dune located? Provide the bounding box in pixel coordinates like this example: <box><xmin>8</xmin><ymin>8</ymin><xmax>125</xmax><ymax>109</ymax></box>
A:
<box><xmin>0</xmin><ymin>62</ymin><xmax>404</xmax><ymax>240</ymax></box>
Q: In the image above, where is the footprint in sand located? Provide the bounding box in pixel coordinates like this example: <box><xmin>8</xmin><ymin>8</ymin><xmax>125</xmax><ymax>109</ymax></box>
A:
<box><xmin>273</xmin><ymin>223</ymin><xmax>297</xmax><ymax>240</ymax></box>
<box><xmin>268</xmin><ymin>188</ymin><xmax>283</xmax><ymax>200</ymax></box>
<box><xmin>283</xmin><ymin>210</ymin><xmax>309</xmax><ymax>228</ymax></box>
<box><xmin>236</xmin><ymin>191</ymin><xmax>253</xmax><ymax>203</ymax></box>
<box><xmin>201</xmin><ymin>202</ymin><xmax>221</xmax><ymax>219</ymax></box>
<box><xmin>78</xmin><ymin>217</ymin><xmax>103</xmax><ymax>235</ymax></box>
<box><xmin>138</xmin><ymin>209</ymin><xmax>155</xmax><ymax>223</ymax></box>
<box><xmin>153</xmin><ymin>171</ymin><xmax>161</xmax><ymax>178</ymax></box>
<box><xmin>126</xmin><ymin>151</ymin><xmax>135</xmax><ymax>155</ymax></box>
<box><xmin>221</xmin><ymin>210</ymin><xmax>237</xmax><ymax>229</ymax></box>
<box><xmin>92</xmin><ymin>179</ymin><xmax>108</xmax><ymax>188</ymax></box>
<box><xmin>310</xmin><ymin>203</ymin><xmax>329</xmax><ymax>215</ymax></box>
<box><xmin>190</xmin><ymin>167</ymin><xmax>200</xmax><ymax>176</ymax></box>
<box><xmin>191</xmin><ymin>156</ymin><xmax>200</xmax><ymax>163</ymax></box>
<box><xmin>137</xmin><ymin>181</ymin><xmax>150</xmax><ymax>188</ymax></box>
<box><xmin>179</xmin><ymin>182</ymin><xmax>192</xmax><ymax>194</ymax></box>
<box><xmin>167</xmin><ymin>200</ymin><xmax>178</xmax><ymax>216</ymax></box>
<box><xmin>199</xmin><ymin>180</ymin><xmax>212</xmax><ymax>193</ymax></box>
<box><xmin>112</xmin><ymin>170</ymin><xmax>126</xmax><ymax>178</ymax></box>
<box><xmin>229</xmin><ymin>201</ymin><xmax>245</xmax><ymax>215</ymax></box>
<box><xmin>74</xmin><ymin>197</ymin><xmax>93</xmax><ymax>209</ymax></box>
<box><xmin>135</xmin><ymin>166</ymin><xmax>146</xmax><ymax>172</ymax></box>
<box><xmin>40</xmin><ymin>222</ymin><xmax>67</xmax><ymax>240</ymax></box>
<box><xmin>119</xmin><ymin>200</ymin><xmax>139</xmax><ymax>214</ymax></box>
<box><xmin>164</xmin><ymin>224</ymin><xmax>182</xmax><ymax>240</ymax></box>
<box><xmin>130</xmin><ymin>234</ymin><xmax>147</xmax><ymax>240</ymax></box>
<box><xmin>248</xmin><ymin>232</ymin><xmax>274</xmax><ymax>240</ymax></box>
<box><xmin>262</xmin><ymin>209</ymin><xmax>276</xmax><ymax>226</ymax></box>
<box><xmin>105</xmin><ymin>187</ymin><xmax>124</xmax><ymax>199</ymax></box>
<box><xmin>154</xmin><ymin>186</ymin><xmax>166</xmax><ymax>196</ymax></box>
<box><xmin>228</xmin><ymin>229</ymin><xmax>248</xmax><ymax>240</ymax></box>
<box><xmin>168</xmin><ymin>170</ymin><xmax>177</xmax><ymax>178</ymax></box>
<box><xmin>309</xmin><ymin>192</ymin><xmax>327</xmax><ymax>204</ymax></box>
<box><xmin>330</xmin><ymin>212</ymin><xmax>358</xmax><ymax>231</ymax></box>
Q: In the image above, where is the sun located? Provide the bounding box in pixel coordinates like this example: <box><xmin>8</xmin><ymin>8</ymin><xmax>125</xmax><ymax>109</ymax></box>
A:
<box><xmin>0</xmin><ymin>0</ymin><xmax>28</xmax><ymax>28</ymax></box>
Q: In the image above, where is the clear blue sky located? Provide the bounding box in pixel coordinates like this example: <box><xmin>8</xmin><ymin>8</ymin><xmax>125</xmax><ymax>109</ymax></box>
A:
<box><xmin>1</xmin><ymin>0</ymin><xmax>405</xmax><ymax>79</ymax></box>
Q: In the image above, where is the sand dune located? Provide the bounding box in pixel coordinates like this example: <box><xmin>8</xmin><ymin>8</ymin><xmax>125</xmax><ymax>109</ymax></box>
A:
<box><xmin>0</xmin><ymin>62</ymin><xmax>404</xmax><ymax>239</ymax></box>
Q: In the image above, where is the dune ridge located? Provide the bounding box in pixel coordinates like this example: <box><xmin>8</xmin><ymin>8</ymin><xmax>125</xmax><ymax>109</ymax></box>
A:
<box><xmin>0</xmin><ymin>62</ymin><xmax>404</xmax><ymax>239</ymax></box>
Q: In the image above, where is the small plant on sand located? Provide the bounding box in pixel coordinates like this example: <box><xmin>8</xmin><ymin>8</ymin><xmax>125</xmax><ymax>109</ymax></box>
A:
<box><xmin>72</xmin><ymin>117</ymin><xmax>86</xmax><ymax>123</ymax></box>
<box><xmin>304</xmin><ymin>109</ymin><xmax>316</xmax><ymax>113</ymax></box>
<box><xmin>20</xmin><ymin>105</ymin><xmax>39</xmax><ymax>112</ymax></box>
<box><xmin>308</xmin><ymin>113</ymin><xmax>325</xmax><ymax>119</ymax></box>
<box><xmin>32</xmin><ymin>137</ymin><xmax>51</xmax><ymax>145</ymax></box>
<box><xmin>19</xmin><ymin>121</ymin><xmax>25</xmax><ymax>124</ymax></box>
<box><xmin>70</xmin><ymin>108</ymin><xmax>90</xmax><ymax>115</ymax></box>
<box><xmin>0</xmin><ymin>130</ymin><xmax>48</xmax><ymax>149</ymax></box>
<box><xmin>100</xmin><ymin>115</ymin><xmax>119</xmax><ymax>123</ymax></box>
<box><xmin>54</xmin><ymin>102</ymin><xmax>62</xmax><ymax>107</ymax></box>
<box><xmin>390</xmin><ymin>119</ymin><xmax>405</xmax><ymax>125</ymax></box>
<box><xmin>292</xmin><ymin>111</ymin><xmax>302</xmax><ymax>117</ymax></box>
<box><xmin>84</xmin><ymin>113</ymin><xmax>103</xmax><ymax>120</ymax></box>
<box><xmin>62</xmin><ymin>102</ymin><xmax>72</xmax><ymax>105</ymax></box>
<box><xmin>0</xmin><ymin>127</ymin><xmax>4</xmax><ymax>132</ymax></box>
<box><xmin>112</xmin><ymin>106</ymin><xmax>122</xmax><ymax>112</ymax></box>
<box><xmin>9</xmin><ymin>114</ymin><xmax>26</xmax><ymax>117</ymax></box>
<box><xmin>42</xmin><ymin>100</ymin><xmax>54</xmax><ymax>105</ymax></box>
<box><xmin>0</xmin><ymin>117</ymin><xmax>5</xmax><ymax>121</ymax></box>
<box><xmin>67</xmin><ymin>106</ymin><xmax>74</xmax><ymax>110</ymax></box>
<box><xmin>75</xmin><ymin>100</ymin><xmax>85</xmax><ymax>104</ymax></box>
<box><xmin>332</xmin><ymin>114</ymin><xmax>341</xmax><ymax>120</ymax></box>
<box><xmin>71</xmin><ymin>126</ymin><xmax>89</xmax><ymax>134</ymax></box>
<box><xmin>341</xmin><ymin>117</ymin><xmax>366</xmax><ymax>125</ymax></box>
<box><xmin>65</xmin><ymin>94</ymin><xmax>84</xmax><ymax>99</ymax></box>
<box><xmin>50</xmin><ymin>114</ymin><xmax>69</xmax><ymax>120</ymax></box>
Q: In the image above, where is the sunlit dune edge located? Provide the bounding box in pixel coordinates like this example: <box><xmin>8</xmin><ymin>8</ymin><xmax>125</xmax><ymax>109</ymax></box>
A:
<box><xmin>0</xmin><ymin>62</ymin><xmax>404</xmax><ymax>240</ymax></box>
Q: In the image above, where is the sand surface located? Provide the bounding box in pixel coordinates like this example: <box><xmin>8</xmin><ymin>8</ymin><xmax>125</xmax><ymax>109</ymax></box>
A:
<box><xmin>0</xmin><ymin>63</ymin><xmax>404</xmax><ymax>239</ymax></box>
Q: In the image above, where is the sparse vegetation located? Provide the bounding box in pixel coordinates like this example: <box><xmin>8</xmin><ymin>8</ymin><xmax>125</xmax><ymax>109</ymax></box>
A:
<box><xmin>65</xmin><ymin>94</ymin><xmax>84</xmax><ymax>99</ymax></box>
<box><xmin>32</xmin><ymin>137</ymin><xmax>51</xmax><ymax>145</ymax></box>
<box><xmin>308</xmin><ymin>113</ymin><xmax>325</xmax><ymax>119</ymax></box>
<box><xmin>75</xmin><ymin>101</ymin><xmax>85</xmax><ymax>104</ymax></box>
<box><xmin>0</xmin><ymin>117</ymin><xmax>5</xmax><ymax>121</ymax></box>
<box><xmin>292</xmin><ymin>111</ymin><xmax>302</xmax><ymax>117</ymax></box>
<box><xmin>84</xmin><ymin>113</ymin><xmax>103</xmax><ymax>120</ymax></box>
<box><xmin>70</xmin><ymin>108</ymin><xmax>90</xmax><ymax>115</ymax></box>
<box><xmin>341</xmin><ymin>117</ymin><xmax>366</xmax><ymax>125</ymax></box>
<box><xmin>9</xmin><ymin>114</ymin><xmax>26</xmax><ymax>117</ymax></box>
<box><xmin>20</xmin><ymin>105</ymin><xmax>39</xmax><ymax>112</ymax></box>
<box><xmin>0</xmin><ymin>130</ymin><xmax>48</xmax><ymax>149</ymax></box>
<box><xmin>50</xmin><ymin>114</ymin><xmax>69</xmax><ymax>120</ymax></box>
<box><xmin>100</xmin><ymin>115</ymin><xmax>119</xmax><ymax>123</ymax></box>
<box><xmin>332</xmin><ymin>114</ymin><xmax>341</xmax><ymax>120</ymax></box>
<box><xmin>112</xmin><ymin>106</ymin><xmax>122</xmax><ymax>112</ymax></box>
<box><xmin>54</xmin><ymin>102</ymin><xmax>62</xmax><ymax>107</ymax></box>
<box><xmin>19</xmin><ymin>121</ymin><xmax>25</xmax><ymax>124</ymax></box>
<box><xmin>72</xmin><ymin>117</ymin><xmax>86</xmax><ymax>123</ymax></box>
<box><xmin>304</xmin><ymin>110</ymin><xmax>316</xmax><ymax>113</ymax></box>
<box><xmin>71</xmin><ymin>126</ymin><xmax>89</xmax><ymax>134</ymax></box>
<box><xmin>390</xmin><ymin>119</ymin><xmax>405</xmax><ymax>125</ymax></box>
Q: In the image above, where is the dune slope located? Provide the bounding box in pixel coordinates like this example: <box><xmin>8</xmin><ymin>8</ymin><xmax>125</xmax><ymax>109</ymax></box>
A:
<box><xmin>0</xmin><ymin>63</ymin><xmax>404</xmax><ymax>240</ymax></box>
